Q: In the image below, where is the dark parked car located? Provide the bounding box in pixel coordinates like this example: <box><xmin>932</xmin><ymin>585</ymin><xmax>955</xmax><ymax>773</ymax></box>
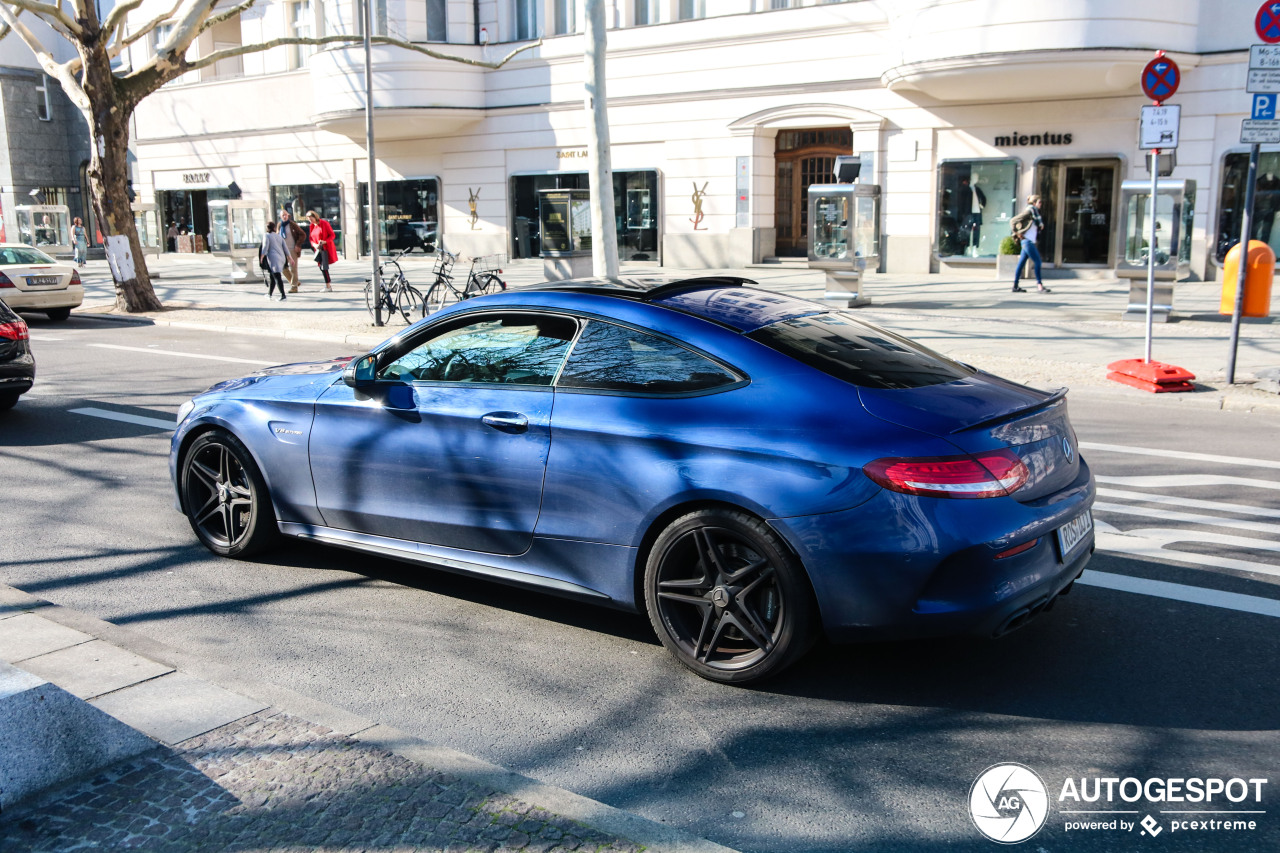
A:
<box><xmin>170</xmin><ymin>278</ymin><xmax>1094</xmax><ymax>684</ymax></box>
<box><xmin>0</xmin><ymin>299</ymin><xmax>35</xmax><ymax>410</ymax></box>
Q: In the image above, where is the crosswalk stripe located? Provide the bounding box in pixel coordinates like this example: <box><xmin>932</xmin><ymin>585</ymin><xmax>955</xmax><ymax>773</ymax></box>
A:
<box><xmin>1078</xmin><ymin>570</ymin><xmax>1280</xmax><ymax>619</ymax></box>
<box><xmin>1081</xmin><ymin>442</ymin><xmax>1280</xmax><ymax>470</ymax></box>
<box><xmin>1096</xmin><ymin>487</ymin><xmax>1280</xmax><ymax>519</ymax></box>
<box><xmin>86</xmin><ymin>343</ymin><xmax>275</xmax><ymax>365</ymax></box>
<box><xmin>70</xmin><ymin>407</ymin><xmax>176</xmax><ymax>430</ymax></box>
<box><xmin>1094</xmin><ymin>501</ymin><xmax>1280</xmax><ymax>535</ymax></box>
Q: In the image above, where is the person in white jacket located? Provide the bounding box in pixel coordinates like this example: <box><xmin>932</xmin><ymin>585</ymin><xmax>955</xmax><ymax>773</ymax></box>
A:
<box><xmin>259</xmin><ymin>222</ymin><xmax>288</xmax><ymax>301</ymax></box>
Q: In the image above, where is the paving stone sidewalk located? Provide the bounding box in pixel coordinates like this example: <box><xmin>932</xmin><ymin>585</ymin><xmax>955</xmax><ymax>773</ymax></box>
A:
<box><xmin>0</xmin><ymin>709</ymin><xmax>640</xmax><ymax>853</ymax></box>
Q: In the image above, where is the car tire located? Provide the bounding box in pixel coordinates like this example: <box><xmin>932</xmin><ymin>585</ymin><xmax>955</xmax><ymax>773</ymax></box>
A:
<box><xmin>644</xmin><ymin>508</ymin><xmax>816</xmax><ymax>684</ymax></box>
<box><xmin>0</xmin><ymin>391</ymin><xmax>19</xmax><ymax>411</ymax></box>
<box><xmin>45</xmin><ymin>307</ymin><xmax>71</xmax><ymax>322</ymax></box>
<box><xmin>180</xmin><ymin>430</ymin><xmax>278</xmax><ymax>558</ymax></box>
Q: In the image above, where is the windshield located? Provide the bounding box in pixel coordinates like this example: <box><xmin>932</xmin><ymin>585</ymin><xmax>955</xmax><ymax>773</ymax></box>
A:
<box><xmin>0</xmin><ymin>246</ymin><xmax>58</xmax><ymax>265</ymax></box>
<box><xmin>747</xmin><ymin>313</ymin><xmax>976</xmax><ymax>390</ymax></box>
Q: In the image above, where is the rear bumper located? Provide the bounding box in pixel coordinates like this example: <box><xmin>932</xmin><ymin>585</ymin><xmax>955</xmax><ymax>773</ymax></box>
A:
<box><xmin>3</xmin><ymin>286</ymin><xmax>84</xmax><ymax>311</ymax></box>
<box><xmin>772</xmin><ymin>458</ymin><xmax>1096</xmax><ymax>643</ymax></box>
<box><xmin>0</xmin><ymin>354</ymin><xmax>35</xmax><ymax>395</ymax></box>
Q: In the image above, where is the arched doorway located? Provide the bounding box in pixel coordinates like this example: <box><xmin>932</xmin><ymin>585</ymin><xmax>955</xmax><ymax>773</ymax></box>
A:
<box><xmin>774</xmin><ymin>127</ymin><xmax>852</xmax><ymax>255</ymax></box>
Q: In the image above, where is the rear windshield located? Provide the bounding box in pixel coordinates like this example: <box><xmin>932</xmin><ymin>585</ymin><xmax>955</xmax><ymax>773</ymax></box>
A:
<box><xmin>0</xmin><ymin>247</ymin><xmax>56</xmax><ymax>265</ymax></box>
<box><xmin>747</xmin><ymin>313</ymin><xmax>976</xmax><ymax>389</ymax></box>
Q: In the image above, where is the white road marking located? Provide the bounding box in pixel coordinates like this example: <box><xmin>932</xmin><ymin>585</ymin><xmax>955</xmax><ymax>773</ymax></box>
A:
<box><xmin>86</xmin><ymin>343</ymin><xmax>274</xmax><ymax>365</ymax></box>
<box><xmin>70</xmin><ymin>407</ymin><xmax>176</xmax><ymax>431</ymax></box>
<box><xmin>1078</xmin><ymin>570</ymin><xmax>1280</xmax><ymax>619</ymax></box>
<box><xmin>1096</xmin><ymin>474</ymin><xmax>1280</xmax><ymax>491</ymax></box>
<box><xmin>1081</xmin><ymin>442</ymin><xmax>1280</xmax><ymax>470</ymax></box>
<box><xmin>1093</xmin><ymin>501</ymin><xmax>1280</xmax><ymax>535</ymax></box>
<box><xmin>27</xmin><ymin>334</ymin><xmax>64</xmax><ymax>341</ymax></box>
<box><xmin>1096</xmin><ymin>529</ymin><xmax>1280</xmax><ymax>579</ymax></box>
<box><xmin>1096</xmin><ymin>487</ymin><xmax>1280</xmax><ymax>519</ymax></box>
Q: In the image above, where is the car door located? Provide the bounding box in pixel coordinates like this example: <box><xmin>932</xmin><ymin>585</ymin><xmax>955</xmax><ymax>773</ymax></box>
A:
<box><xmin>310</xmin><ymin>311</ymin><xmax>578</xmax><ymax>555</ymax></box>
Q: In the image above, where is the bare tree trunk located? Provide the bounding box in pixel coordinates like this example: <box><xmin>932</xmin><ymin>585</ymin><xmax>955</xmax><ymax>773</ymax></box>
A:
<box><xmin>82</xmin><ymin>45</ymin><xmax>161</xmax><ymax>313</ymax></box>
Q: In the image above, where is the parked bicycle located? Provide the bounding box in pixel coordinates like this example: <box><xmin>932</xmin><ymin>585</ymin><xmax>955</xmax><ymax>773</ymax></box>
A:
<box><xmin>363</xmin><ymin>250</ymin><xmax>424</xmax><ymax>324</ymax></box>
<box><xmin>424</xmin><ymin>250</ymin><xmax>507</xmax><ymax>314</ymax></box>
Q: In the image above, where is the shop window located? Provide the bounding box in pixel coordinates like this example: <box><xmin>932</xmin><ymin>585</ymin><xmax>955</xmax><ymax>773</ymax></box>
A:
<box><xmin>426</xmin><ymin>0</ymin><xmax>447</xmax><ymax>41</ymax></box>
<box><xmin>936</xmin><ymin>159</ymin><xmax>1019</xmax><ymax>259</ymax></box>
<box><xmin>678</xmin><ymin>0</ymin><xmax>705</xmax><ymax>20</ymax></box>
<box><xmin>1216</xmin><ymin>151</ymin><xmax>1280</xmax><ymax>262</ymax></box>
<box><xmin>510</xmin><ymin>170</ymin><xmax>659</xmax><ymax>262</ymax></box>
<box><xmin>273</xmin><ymin>184</ymin><xmax>343</xmax><ymax>253</ymax></box>
<box><xmin>357</xmin><ymin>178</ymin><xmax>441</xmax><ymax>256</ymax></box>
<box><xmin>36</xmin><ymin>75</ymin><xmax>50</xmax><ymax>121</ymax></box>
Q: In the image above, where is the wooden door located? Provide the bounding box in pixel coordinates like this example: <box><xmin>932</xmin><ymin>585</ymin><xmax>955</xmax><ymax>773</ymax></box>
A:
<box><xmin>774</xmin><ymin>128</ymin><xmax>852</xmax><ymax>255</ymax></box>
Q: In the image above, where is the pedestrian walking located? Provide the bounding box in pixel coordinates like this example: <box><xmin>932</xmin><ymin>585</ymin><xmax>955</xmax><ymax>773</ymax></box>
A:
<box><xmin>306</xmin><ymin>210</ymin><xmax>337</xmax><ymax>292</ymax></box>
<box><xmin>1010</xmin><ymin>194</ymin><xmax>1051</xmax><ymax>294</ymax></box>
<box><xmin>259</xmin><ymin>221</ymin><xmax>288</xmax><ymax>301</ymax></box>
<box><xmin>71</xmin><ymin>217</ymin><xmax>88</xmax><ymax>266</ymax></box>
<box><xmin>279</xmin><ymin>209</ymin><xmax>307</xmax><ymax>292</ymax></box>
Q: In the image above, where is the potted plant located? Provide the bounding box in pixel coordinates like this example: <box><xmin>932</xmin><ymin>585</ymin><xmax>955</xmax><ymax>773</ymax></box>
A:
<box><xmin>996</xmin><ymin>235</ymin><xmax>1023</xmax><ymax>281</ymax></box>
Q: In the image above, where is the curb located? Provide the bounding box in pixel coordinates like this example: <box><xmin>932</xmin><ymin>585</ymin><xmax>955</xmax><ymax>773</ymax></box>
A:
<box><xmin>0</xmin><ymin>584</ymin><xmax>736</xmax><ymax>853</ymax></box>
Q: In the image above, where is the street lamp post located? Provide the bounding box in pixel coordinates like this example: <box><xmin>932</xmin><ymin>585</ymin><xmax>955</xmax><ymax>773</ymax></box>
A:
<box><xmin>364</xmin><ymin>0</ymin><xmax>382</xmax><ymax>326</ymax></box>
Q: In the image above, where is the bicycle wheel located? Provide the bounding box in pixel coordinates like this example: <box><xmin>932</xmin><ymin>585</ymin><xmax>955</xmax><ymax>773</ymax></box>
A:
<box><xmin>425</xmin><ymin>280</ymin><xmax>458</xmax><ymax>315</ymax></box>
<box><xmin>363</xmin><ymin>280</ymin><xmax>378</xmax><ymax>321</ymax></box>
<box><xmin>394</xmin><ymin>284</ymin><xmax>425</xmax><ymax>323</ymax></box>
<box><xmin>476</xmin><ymin>273</ymin><xmax>506</xmax><ymax>295</ymax></box>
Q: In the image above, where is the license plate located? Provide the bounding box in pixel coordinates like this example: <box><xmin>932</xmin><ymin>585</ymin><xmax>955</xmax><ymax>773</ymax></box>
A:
<box><xmin>25</xmin><ymin>275</ymin><xmax>61</xmax><ymax>287</ymax></box>
<box><xmin>1056</xmin><ymin>508</ymin><xmax>1093</xmax><ymax>560</ymax></box>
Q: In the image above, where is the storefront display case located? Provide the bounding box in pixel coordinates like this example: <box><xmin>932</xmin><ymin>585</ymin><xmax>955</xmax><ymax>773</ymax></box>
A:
<box><xmin>15</xmin><ymin>205</ymin><xmax>72</xmax><ymax>255</ymax></box>
<box><xmin>807</xmin><ymin>183</ymin><xmax>881</xmax><ymax>306</ymax></box>
<box><xmin>1116</xmin><ymin>179</ymin><xmax>1195</xmax><ymax>322</ymax></box>
<box><xmin>133</xmin><ymin>204</ymin><xmax>162</xmax><ymax>256</ymax></box>
<box><xmin>207</xmin><ymin>199</ymin><xmax>270</xmax><ymax>279</ymax></box>
<box><xmin>539</xmin><ymin>189</ymin><xmax>592</xmax><ymax>280</ymax></box>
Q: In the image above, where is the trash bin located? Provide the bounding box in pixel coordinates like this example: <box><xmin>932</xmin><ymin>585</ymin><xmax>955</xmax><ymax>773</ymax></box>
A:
<box><xmin>1220</xmin><ymin>239</ymin><xmax>1275</xmax><ymax>318</ymax></box>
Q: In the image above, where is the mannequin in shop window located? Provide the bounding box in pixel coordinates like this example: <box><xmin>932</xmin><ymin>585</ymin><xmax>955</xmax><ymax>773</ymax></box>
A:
<box><xmin>1255</xmin><ymin>170</ymin><xmax>1280</xmax><ymax>244</ymax></box>
<box><xmin>961</xmin><ymin>176</ymin><xmax>986</xmax><ymax>255</ymax></box>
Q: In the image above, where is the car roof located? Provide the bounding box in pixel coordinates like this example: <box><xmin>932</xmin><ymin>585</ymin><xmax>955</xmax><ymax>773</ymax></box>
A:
<box><xmin>524</xmin><ymin>276</ymin><xmax>828</xmax><ymax>333</ymax></box>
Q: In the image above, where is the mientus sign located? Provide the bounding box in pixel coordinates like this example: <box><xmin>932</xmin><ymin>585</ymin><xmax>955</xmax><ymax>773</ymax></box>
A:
<box><xmin>995</xmin><ymin>131</ymin><xmax>1074</xmax><ymax>147</ymax></box>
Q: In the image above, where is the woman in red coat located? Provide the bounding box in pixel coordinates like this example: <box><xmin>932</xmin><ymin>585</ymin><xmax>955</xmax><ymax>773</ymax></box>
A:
<box><xmin>306</xmin><ymin>210</ymin><xmax>339</xmax><ymax>292</ymax></box>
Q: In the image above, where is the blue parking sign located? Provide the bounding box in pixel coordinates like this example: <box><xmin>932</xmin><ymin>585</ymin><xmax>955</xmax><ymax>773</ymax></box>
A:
<box><xmin>1254</xmin><ymin>93</ymin><xmax>1278</xmax><ymax>120</ymax></box>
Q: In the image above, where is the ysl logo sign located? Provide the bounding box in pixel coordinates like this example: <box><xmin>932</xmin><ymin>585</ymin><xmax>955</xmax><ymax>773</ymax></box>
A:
<box><xmin>690</xmin><ymin>182</ymin><xmax>708</xmax><ymax>231</ymax></box>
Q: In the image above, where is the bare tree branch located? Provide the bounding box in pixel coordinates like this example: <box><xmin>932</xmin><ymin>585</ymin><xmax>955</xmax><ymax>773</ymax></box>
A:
<box><xmin>197</xmin><ymin>0</ymin><xmax>256</xmax><ymax>36</ymax></box>
<box><xmin>0</xmin><ymin>6</ymin><xmax>24</xmax><ymax>44</ymax></box>
<box><xmin>110</xmin><ymin>0</ymin><xmax>183</xmax><ymax>59</ymax></box>
<box><xmin>3</xmin><ymin>0</ymin><xmax>81</xmax><ymax>38</ymax></box>
<box><xmin>0</xmin><ymin>3</ymin><xmax>87</xmax><ymax>109</ymax></box>
<box><xmin>102</xmin><ymin>0</ymin><xmax>148</xmax><ymax>34</ymax></box>
<box><xmin>174</xmin><ymin>34</ymin><xmax>542</xmax><ymax>77</ymax></box>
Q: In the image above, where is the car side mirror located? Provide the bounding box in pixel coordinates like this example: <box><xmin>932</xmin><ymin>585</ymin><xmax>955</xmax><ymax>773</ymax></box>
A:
<box><xmin>343</xmin><ymin>353</ymin><xmax>377</xmax><ymax>388</ymax></box>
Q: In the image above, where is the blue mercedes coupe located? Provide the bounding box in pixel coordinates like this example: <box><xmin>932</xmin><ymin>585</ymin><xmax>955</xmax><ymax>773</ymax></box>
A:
<box><xmin>170</xmin><ymin>278</ymin><xmax>1094</xmax><ymax>684</ymax></box>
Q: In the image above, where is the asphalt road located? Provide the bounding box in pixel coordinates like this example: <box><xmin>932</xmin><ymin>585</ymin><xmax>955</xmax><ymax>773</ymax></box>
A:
<box><xmin>2</xmin><ymin>314</ymin><xmax>1278</xmax><ymax>852</ymax></box>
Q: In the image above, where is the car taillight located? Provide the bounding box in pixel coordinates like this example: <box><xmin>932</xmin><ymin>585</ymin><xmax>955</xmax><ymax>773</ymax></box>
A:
<box><xmin>863</xmin><ymin>449</ymin><xmax>1029</xmax><ymax>499</ymax></box>
<box><xmin>71</xmin><ymin>270</ymin><xmax>81</xmax><ymax>285</ymax></box>
<box><xmin>0</xmin><ymin>272</ymin><xmax>13</xmax><ymax>288</ymax></box>
<box><xmin>0</xmin><ymin>319</ymin><xmax>29</xmax><ymax>341</ymax></box>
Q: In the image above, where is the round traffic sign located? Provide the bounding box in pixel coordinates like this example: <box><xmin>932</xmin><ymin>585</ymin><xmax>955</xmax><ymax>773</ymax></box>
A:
<box><xmin>1141</xmin><ymin>56</ymin><xmax>1180</xmax><ymax>103</ymax></box>
<box><xmin>1258</xmin><ymin>1</ymin><xmax>1280</xmax><ymax>44</ymax></box>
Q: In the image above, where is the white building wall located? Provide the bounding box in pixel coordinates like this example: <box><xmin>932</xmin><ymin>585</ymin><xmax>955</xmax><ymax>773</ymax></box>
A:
<box><xmin>127</xmin><ymin>0</ymin><xmax>1264</xmax><ymax>279</ymax></box>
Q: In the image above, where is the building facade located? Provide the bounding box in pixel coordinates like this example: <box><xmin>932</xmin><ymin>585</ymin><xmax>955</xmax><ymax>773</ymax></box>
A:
<box><xmin>129</xmin><ymin>0</ymin><xmax>1262</xmax><ymax>281</ymax></box>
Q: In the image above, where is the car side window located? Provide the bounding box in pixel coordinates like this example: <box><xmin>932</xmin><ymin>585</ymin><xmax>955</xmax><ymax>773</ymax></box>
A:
<box><xmin>557</xmin><ymin>320</ymin><xmax>740</xmax><ymax>394</ymax></box>
<box><xmin>379</xmin><ymin>313</ymin><xmax>578</xmax><ymax>385</ymax></box>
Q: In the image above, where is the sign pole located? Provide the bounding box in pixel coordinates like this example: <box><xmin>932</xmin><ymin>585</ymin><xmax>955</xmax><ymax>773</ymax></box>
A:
<box><xmin>1145</xmin><ymin>147</ymin><xmax>1159</xmax><ymax>363</ymax></box>
<box><xmin>364</xmin><ymin>0</ymin><xmax>383</xmax><ymax>327</ymax></box>
<box><xmin>1227</xmin><ymin>142</ymin><xmax>1260</xmax><ymax>383</ymax></box>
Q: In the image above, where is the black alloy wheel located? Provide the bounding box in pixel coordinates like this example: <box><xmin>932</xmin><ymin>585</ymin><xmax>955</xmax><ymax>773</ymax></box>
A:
<box><xmin>644</xmin><ymin>509</ymin><xmax>816</xmax><ymax>684</ymax></box>
<box><xmin>180</xmin><ymin>431</ymin><xmax>277</xmax><ymax>558</ymax></box>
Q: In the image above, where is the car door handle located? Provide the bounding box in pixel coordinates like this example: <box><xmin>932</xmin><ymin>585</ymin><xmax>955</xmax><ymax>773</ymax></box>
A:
<box><xmin>481</xmin><ymin>412</ymin><xmax>528</xmax><ymax>433</ymax></box>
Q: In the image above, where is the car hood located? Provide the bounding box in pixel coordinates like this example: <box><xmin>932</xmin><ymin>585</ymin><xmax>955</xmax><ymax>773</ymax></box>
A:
<box><xmin>255</xmin><ymin>356</ymin><xmax>354</xmax><ymax>376</ymax></box>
